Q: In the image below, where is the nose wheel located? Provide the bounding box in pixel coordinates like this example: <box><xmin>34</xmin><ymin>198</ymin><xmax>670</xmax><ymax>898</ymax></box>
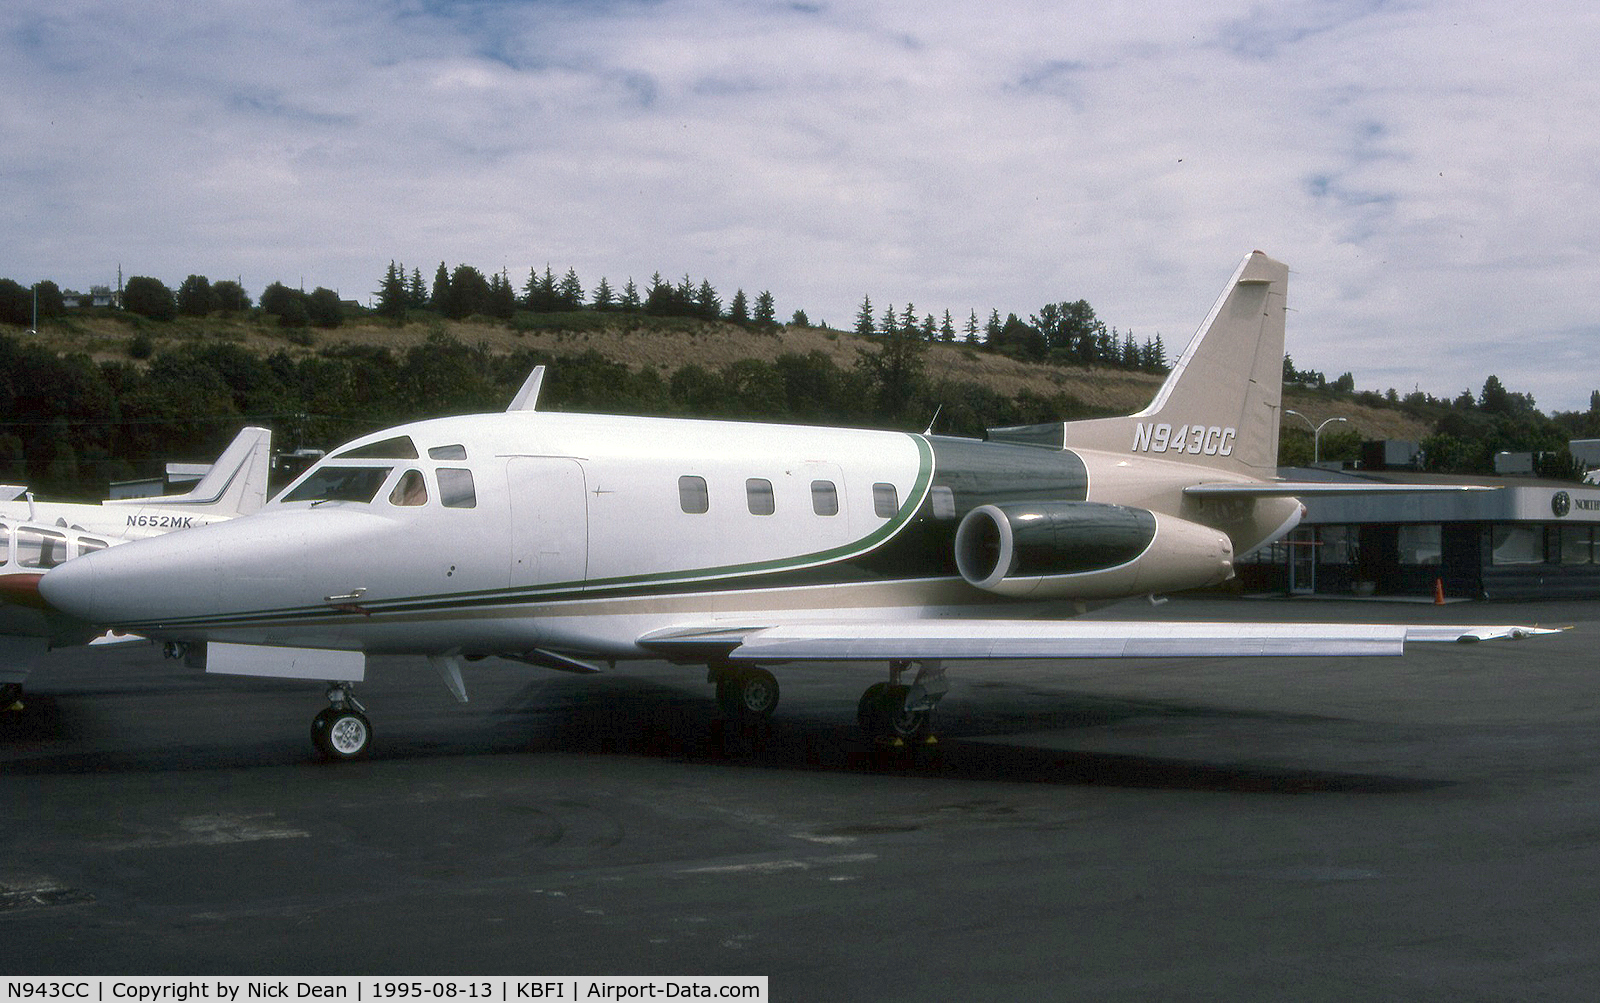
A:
<box><xmin>311</xmin><ymin>684</ymin><xmax>372</xmax><ymax>760</ymax></box>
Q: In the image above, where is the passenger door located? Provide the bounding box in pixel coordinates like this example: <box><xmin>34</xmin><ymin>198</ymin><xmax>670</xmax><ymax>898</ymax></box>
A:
<box><xmin>507</xmin><ymin>457</ymin><xmax>589</xmax><ymax>588</ymax></box>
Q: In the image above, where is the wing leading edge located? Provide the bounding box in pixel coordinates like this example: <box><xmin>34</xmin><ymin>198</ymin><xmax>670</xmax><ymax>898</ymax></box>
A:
<box><xmin>638</xmin><ymin>620</ymin><xmax>1560</xmax><ymax>663</ymax></box>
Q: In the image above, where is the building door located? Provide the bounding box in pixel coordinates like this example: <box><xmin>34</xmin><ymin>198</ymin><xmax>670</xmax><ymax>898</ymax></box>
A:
<box><xmin>1288</xmin><ymin>527</ymin><xmax>1316</xmax><ymax>594</ymax></box>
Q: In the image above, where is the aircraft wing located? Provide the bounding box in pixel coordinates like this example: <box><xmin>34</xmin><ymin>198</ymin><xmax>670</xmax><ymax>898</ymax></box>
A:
<box><xmin>638</xmin><ymin>619</ymin><xmax>1560</xmax><ymax>663</ymax></box>
<box><xmin>1185</xmin><ymin>482</ymin><xmax>1494</xmax><ymax>498</ymax></box>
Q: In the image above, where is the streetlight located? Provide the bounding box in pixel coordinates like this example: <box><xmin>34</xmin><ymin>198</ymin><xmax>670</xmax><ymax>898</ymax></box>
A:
<box><xmin>1284</xmin><ymin>409</ymin><xmax>1349</xmax><ymax>465</ymax></box>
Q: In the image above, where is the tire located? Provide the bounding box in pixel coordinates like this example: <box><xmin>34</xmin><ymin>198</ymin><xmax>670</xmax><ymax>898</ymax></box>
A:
<box><xmin>733</xmin><ymin>667</ymin><xmax>780</xmax><ymax>717</ymax></box>
<box><xmin>859</xmin><ymin>683</ymin><xmax>927</xmax><ymax>740</ymax></box>
<box><xmin>312</xmin><ymin>708</ymin><xmax>372</xmax><ymax>760</ymax></box>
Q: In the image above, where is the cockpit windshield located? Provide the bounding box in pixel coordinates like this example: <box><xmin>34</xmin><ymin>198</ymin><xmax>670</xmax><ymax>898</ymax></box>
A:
<box><xmin>334</xmin><ymin>436</ymin><xmax>419</xmax><ymax>460</ymax></box>
<box><xmin>281</xmin><ymin>466</ymin><xmax>392</xmax><ymax>505</ymax></box>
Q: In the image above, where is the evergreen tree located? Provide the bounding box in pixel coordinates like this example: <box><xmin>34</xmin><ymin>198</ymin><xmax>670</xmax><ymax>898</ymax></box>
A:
<box><xmin>694</xmin><ymin>279</ymin><xmax>720</xmax><ymax>320</ymax></box>
<box><xmin>940</xmin><ymin>310</ymin><xmax>955</xmax><ymax>342</ymax></box>
<box><xmin>407</xmin><ymin>268</ymin><xmax>428</xmax><ymax>310</ymax></box>
<box><xmin>965</xmin><ymin>309</ymin><xmax>979</xmax><ymax>343</ymax></box>
<box><xmin>879</xmin><ymin>304</ymin><xmax>898</xmax><ymax>337</ymax></box>
<box><xmin>727</xmin><ymin>289</ymin><xmax>750</xmax><ymax>325</ymax></box>
<box><xmin>985</xmin><ymin>309</ymin><xmax>1002</xmax><ymax>341</ymax></box>
<box><xmin>620</xmin><ymin>278</ymin><xmax>641</xmax><ymax>312</ymax></box>
<box><xmin>556</xmin><ymin>268</ymin><xmax>584</xmax><ymax>310</ymax></box>
<box><xmin>375</xmin><ymin>261</ymin><xmax>407</xmax><ymax>319</ymax></box>
<box><xmin>592</xmin><ymin>277</ymin><xmax>616</xmax><ymax>312</ymax></box>
<box><xmin>791</xmin><ymin>309</ymin><xmax>810</xmax><ymax>328</ymax></box>
<box><xmin>753</xmin><ymin>290</ymin><xmax>776</xmax><ymax>327</ymax></box>
<box><xmin>430</xmin><ymin>263</ymin><xmax>450</xmax><ymax>312</ymax></box>
<box><xmin>488</xmin><ymin>269</ymin><xmax>517</xmax><ymax>320</ymax></box>
<box><xmin>854</xmin><ymin>294</ymin><xmax>874</xmax><ymax>337</ymax></box>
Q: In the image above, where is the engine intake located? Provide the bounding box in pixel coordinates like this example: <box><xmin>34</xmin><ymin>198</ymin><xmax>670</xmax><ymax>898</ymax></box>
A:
<box><xmin>954</xmin><ymin>501</ymin><xmax>1233</xmax><ymax>598</ymax></box>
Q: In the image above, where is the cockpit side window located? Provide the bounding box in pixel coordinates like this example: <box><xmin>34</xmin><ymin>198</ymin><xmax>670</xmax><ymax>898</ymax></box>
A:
<box><xmin>437</xmin><ymin>468</ymin><xmax>476</xmax><ymax>509</ymax></box>
<box><xmin>389</xmin><ymin>469</ymin><xmax>429</xmax><ymax>507</ymax></box>
<box><xmin>282</xmin><ymin>466</ymin><xmax>393</xmax><ymax>504</ymax></box>
<box><xmin>334</xmin><ymin>436</ymin><xmax>419</xmax><ymax>460</ymax></box>
<box><xmin>428</xmin><ymin>444</ymin><xmax>468</xmax><ymax>460</ymax></box>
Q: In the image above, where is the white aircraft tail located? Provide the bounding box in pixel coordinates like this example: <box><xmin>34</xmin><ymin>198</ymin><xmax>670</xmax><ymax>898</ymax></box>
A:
<box><xmin>106</xmin><ymin>426</ymin><xmax>274</xmax><ymax>516</ymax></box>
<box><xmin>992</xmin><ymin>251</ymin><xmax>1289</xmax><ymax>477</ymax></box>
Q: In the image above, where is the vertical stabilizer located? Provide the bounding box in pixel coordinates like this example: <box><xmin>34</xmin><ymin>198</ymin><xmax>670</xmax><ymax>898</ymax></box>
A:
<box><xmin>1051</xmin><ymin>251</ymin><xmax>1287</xmax><ymax>476</ymax></box>
<box><xmin>105</xmin><ymin>426</ymin><xmax>274</xmax><ymax>515</ymax></box>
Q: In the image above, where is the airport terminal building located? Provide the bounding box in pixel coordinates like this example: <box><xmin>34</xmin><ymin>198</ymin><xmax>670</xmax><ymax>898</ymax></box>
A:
<box><xmin>1234</xmin><ymin>467</ymin><xmax>1600</xmax><ymax>600</ymax></box>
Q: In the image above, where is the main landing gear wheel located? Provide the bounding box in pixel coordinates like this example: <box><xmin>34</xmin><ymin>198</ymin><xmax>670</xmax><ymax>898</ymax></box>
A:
<box><xmin>714</xmin><ymin>666</ymin><xmax>780</xmax><ymax>721</ymax></box>
<box><xmin>857</xmin><ymin>682</ymin><xmax>930</xmax><ymax>742</ymax></box>
<box><xmin>311</xmin><ymin>684</ymin><xmax>372</xmax><ymax>761</ymax></box>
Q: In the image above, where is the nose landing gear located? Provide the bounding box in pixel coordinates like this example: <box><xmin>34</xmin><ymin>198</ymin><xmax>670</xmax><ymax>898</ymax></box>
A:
<box><xmin>311</xmin><ymin>684</ymin><xmax>372</xmax><ymax>760</ymax></box>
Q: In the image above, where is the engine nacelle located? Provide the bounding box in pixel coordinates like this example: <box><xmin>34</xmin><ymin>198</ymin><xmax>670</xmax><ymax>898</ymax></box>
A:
<box><xmin>953</xmin><ymin>501</ymin><xmax>1234</xmax><ymax>599</ymax></box>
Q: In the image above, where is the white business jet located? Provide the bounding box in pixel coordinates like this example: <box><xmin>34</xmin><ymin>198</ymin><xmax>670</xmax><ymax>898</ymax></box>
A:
<box><xmin>0</xmin><ymin>426</ymin><xmax>272</xmax><ymax>709</ymax></box>
<box><xmin>38</xmin><ymin>254</ymin><xmax>1555</xmax><ymax>759</ymax></box>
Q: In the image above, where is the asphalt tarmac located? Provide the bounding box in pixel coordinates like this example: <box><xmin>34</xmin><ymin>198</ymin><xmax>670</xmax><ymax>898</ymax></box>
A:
<box><xmin>3</xmin><ymin>596</ymin><xmax>1598</xmax><ymax>1000</ymax></box>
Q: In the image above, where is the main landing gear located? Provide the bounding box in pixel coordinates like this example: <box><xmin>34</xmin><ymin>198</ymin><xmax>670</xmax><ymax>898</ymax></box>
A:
<box><xmin>310</xmin><ymin>683</ymin><xmax>372</xmax><ymax>761</ymax></box>
<box><xmin>710</xmin><ymin>664</ymin><xmax>780</xmax><ymax>722</ymax></box>
<box><xmin>708</xmin><ymin>659</ymin><xmax>949</xmax><ymax>745</ymax></box>
<box><xmin>857</xmin><ymin>660</ymin><xmax>947</xmax><ymax>745</ymax></box>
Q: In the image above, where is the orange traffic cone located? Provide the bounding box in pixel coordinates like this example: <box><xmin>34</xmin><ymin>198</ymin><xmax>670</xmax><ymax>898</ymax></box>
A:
<box><xmin>1433</xmin><ymin>578</ymin><xmax>1445</xmax><ymax>605</ymax></box>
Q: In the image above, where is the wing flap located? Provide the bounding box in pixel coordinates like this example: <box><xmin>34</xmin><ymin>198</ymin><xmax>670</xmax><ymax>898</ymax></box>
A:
<box><xmin>643</xmin><ymin>620</ymin><xmax>1560</xmax><ymax>663</ymax></box>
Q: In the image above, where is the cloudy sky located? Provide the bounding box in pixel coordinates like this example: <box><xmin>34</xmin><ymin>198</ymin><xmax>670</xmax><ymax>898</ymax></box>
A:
<box><xmin>4</xmin><ymin>1</ymin><xmax>1599</xmax><ymax>411</ymax></box>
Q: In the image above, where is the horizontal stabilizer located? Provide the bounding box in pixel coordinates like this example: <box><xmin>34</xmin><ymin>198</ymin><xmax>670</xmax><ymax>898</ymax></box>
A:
<box><xmin>644</xmin><ymin>620</ymin><xmax>1560</xmax><ymax>663</ymax></box>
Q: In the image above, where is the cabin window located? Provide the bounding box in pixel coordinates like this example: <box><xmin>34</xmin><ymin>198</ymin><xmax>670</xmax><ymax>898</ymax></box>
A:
<box><xmin>334</xmin><ymin>435</ymin><xmax>419</xmax><ymax>460</ymax></box>
<box><xmin>0</xmin><ymin>523</ymin><xmax>9</xmax><ymax>565</ymax></box>
<box><xmin>811</xmin><ymin>480</ymin><xmax>838</xmax><ymax>517</ymax></box>
<box><xmin>746</xmin><ymin>478</ymin><xmax>775</xmax><ymax>516</ymax></box>
<box><xmin>930</xmin><ymin>486</ymin><xmax>956</xmax><ymax>520</ymax></box>
<box><xmin>679</xmin><ymin>475</ymin><xmax>709</xmax><ymax>514</ymax></box>
<box><xmin>17</xmin><ymin>528</ymin><xmax>69</xmax><ymax>569</ymax></box>
<box><xmin>76</xmin><ymin>538</ymin><xmax>108</xmax><ymax>557</ymax></box>
<box><xmin>428</xmin><ymin>444</ymin><xmax>467</xmax><ymax>460</ymax></box>
<box><xmin>282</xmin><ymin>466</ymin><xmax>392</xmax><ymax>505</ymax></box>
<box><xmin>873</xmin><ymin>483</ymin><xmax>898</xmax><ymax>519</ymax></box>
<box><xmin>437</xmin><ymin>468</ymin><xmax>477</xmax><ymax>509</ymax></box>
<box><xmin>389</xmin><ymin>469</ymin><xmax>429</xmax><ymax>507</ymax></box>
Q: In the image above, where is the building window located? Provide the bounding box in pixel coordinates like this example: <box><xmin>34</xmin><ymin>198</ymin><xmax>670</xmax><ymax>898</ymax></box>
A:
<box><xmin>1560</xmin><ymin>525</ymin><xmax>1594</xmax><ymax>565</ymax></box>
<box><xmin>678</xmin><ymin>475</ymin><xmax>709</xmax><ymax>514</ymax></box>
<box><xmin>1318</xmin><ymin>525</ymin><xmax>1355</xmax><ymax>564</ymax></box>
<box><xmin>873</xmin><ymin>483</ymin><xmax>898</xmax><ymax>519</ymax></box>
<box><xmin>746</xmin><ymin>478</ymin><xmax>775</xmax><ymax>516</ymax></box>
<box><xmin>811</xmin><ymin>480</ymin><xmax>838</xmax><ymax>517</ymax></box>
<box><xmin>1397</xmin><ymin>524</ymin><xmax>1441</xmax><ymax>565</ymax></box>
<box><xmin>1491</xmin><ymin>525</ymin><xmax>1546</xmax><ymax>565</ymax></box>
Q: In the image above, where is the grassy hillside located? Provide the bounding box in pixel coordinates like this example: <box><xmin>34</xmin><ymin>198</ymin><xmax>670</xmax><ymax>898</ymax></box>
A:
<box><xmin>22</xmin><ymin>310</ymin><xmax>1435</xmax><ymax>443</ymax></box>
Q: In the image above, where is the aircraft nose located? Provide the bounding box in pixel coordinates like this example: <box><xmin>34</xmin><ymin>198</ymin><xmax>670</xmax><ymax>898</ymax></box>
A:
<box><xmin>40</xmin><ymin>545</ymin><xmax>134</xmax><ymax>624</ymax></box>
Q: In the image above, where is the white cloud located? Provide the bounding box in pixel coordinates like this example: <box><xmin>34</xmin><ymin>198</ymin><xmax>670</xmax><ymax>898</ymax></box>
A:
<box><xmin>4</xmin><ymin>0</ymin><xmax>1599</xmax><ymax>409</ymax></box>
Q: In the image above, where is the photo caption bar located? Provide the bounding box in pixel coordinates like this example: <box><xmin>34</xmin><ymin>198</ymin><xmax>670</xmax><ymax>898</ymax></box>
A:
<box><xmin>2</xmin><ymin>979</ymin><xmax>766</xmax><ymax>1002</ymax></box>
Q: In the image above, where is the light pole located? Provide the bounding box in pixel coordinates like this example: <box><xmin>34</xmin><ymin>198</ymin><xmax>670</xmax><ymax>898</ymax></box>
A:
<box><xmin>1284</xmin><ymin>409</ymin><xmax>1349</xmax><ymax>465</ymax></box>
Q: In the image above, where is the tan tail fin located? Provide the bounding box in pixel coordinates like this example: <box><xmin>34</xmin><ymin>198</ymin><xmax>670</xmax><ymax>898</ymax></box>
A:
<box><xmin>994</xmin><ymin>251</ymin><xmax>1288</xmax><ymax>476</ymax></box>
